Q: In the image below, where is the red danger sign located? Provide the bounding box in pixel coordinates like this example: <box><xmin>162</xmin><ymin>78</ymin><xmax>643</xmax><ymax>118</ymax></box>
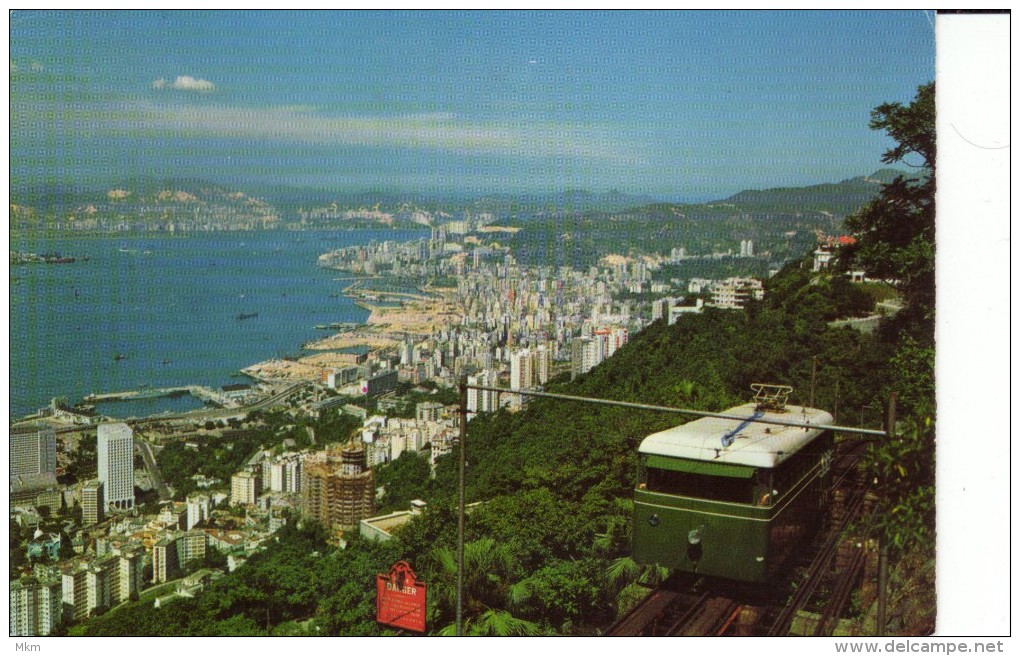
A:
<box><xmin>376</xmin><ymin>561</ymin><xmax>427</xmax><ymax>633</ymax></box>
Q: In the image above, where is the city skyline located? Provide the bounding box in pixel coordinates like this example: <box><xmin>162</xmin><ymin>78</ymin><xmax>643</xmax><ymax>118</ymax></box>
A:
<box><xmin>10</xmin><ymin>10</ymin><xmax>934</xmax><ymax>200</ymax></box>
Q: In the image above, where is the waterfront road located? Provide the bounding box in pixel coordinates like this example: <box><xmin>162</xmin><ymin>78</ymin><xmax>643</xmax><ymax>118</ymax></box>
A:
<box><xmin>45</xmin><ymin>381</ymin><xmax>311</xmax><ymax>435</ymax></box>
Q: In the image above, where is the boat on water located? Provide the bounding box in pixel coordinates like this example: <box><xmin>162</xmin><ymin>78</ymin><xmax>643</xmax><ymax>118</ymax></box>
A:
<box><xmin>113</xmin><ymin>353</ymin><xmax>127</xmax><ymax>361</ymax></box>
<box><xmin>237</xmin><ymin>312</ymin><xmax>258</xmax><ymax>321</ymax></box>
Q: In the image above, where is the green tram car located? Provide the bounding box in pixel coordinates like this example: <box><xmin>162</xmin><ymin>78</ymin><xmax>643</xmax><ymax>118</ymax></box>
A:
<box><xmin>634</xmin><ymin>401</ymin><xmax>834</xmax><ymax>583</ymax></box>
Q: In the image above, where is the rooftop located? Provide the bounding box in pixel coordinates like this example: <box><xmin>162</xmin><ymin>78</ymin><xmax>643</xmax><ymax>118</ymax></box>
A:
<box><xmin>638</xmin><ymin>403</ymin><xmax>833</xmax><ymax>469</ymax></box>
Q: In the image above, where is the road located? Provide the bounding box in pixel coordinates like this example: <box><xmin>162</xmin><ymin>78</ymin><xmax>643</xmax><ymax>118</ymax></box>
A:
<box><xmin>137</xmin><ymin>439</ymin><xmax>171</xmax><ymax>501</ymax></box>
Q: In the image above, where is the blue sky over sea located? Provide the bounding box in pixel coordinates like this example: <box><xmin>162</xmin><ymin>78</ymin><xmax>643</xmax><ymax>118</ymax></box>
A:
<box><xmin>10</xmin><ymin>10</ymin><xmax>934</xmax><ymax>200</ymax></box>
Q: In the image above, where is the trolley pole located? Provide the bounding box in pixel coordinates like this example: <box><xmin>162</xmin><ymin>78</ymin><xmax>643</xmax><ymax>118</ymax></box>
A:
<box><xmin>456</xmin><ymin>377</ymin><xmax>468</xmax><ymax>637</ymax></box>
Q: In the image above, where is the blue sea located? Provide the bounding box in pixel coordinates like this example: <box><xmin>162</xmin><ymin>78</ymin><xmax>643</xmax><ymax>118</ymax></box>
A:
<box><xmin>9</xmin><ymin>229</ymin><xmax>426</xmax><ymax>419</ymax></box>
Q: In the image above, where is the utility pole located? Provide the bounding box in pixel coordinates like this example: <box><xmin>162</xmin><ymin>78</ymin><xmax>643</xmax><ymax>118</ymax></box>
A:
<box><xmin>809</xmin><ymin>355</ymin><xmax>818</xmax><ymax>408</ymax></box>
<box><xmin>885</xmin><ymin>392</ymin><xmax>897</xmax><ymax>440</ymax></box>
<box><xmin>876</xmin><ymin>392</ymin><xmax>897</xmax><ymax>637</ymax></box>
<box><xmin>456</xmin><ymin>376</ymin><xmax>468</xmax><ymax>637</ymax></box>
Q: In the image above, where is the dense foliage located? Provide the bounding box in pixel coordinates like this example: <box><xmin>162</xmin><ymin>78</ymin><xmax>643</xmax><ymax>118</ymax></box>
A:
<box><xmin>838</xmin><ymin>82</ymin><xmax>936</xmax><ymax>557</ymax></box>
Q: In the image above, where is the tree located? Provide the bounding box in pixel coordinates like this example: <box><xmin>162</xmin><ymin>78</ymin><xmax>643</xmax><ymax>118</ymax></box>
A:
<box><xmin>839</xmin><ymin>83</ymin><xmax>937</xmax><ymax>562</ymax></box>
<box><xmin>374</xmin><ymin>451</ymin><xmax>431</xmax><ymax>512</ymax></box>
<box><xmin>429</xmin><ymin>538</ymin><xmax>541</xmax><ymax>636</ymax></box>
<box><xmin>839</xmin><ymin>82</ymin><xmax>935</xmax><ymax>332</ymax></box>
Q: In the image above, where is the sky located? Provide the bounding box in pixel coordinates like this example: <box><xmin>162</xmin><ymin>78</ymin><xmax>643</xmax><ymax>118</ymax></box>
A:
<box><xmin>9</xmin><ymin>10</ymin><xmax>935</xmax><ymax>201</ymax></box>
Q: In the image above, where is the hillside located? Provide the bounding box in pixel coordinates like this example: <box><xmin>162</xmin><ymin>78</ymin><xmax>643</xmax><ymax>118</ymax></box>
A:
<box><xmin>719</xmin><ymin>169</ymin><xmax>911</xmax><ymax>216</ymax></box>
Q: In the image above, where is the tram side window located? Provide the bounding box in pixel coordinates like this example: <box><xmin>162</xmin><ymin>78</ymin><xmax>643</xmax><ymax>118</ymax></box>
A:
<box><xmin>646</xmin><ymin>467</ymin><xmax>753</xmax><ymax>504</ymax></box>
<box><xmin>772</xmin><ymin>433</ymin><xmax>832</xmax><ymax>499</ymax></box>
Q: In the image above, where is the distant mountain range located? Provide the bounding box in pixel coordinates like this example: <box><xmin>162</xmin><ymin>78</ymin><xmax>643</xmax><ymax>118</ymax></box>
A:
<box><xmin>10</xmin><ymin>169</ymin><xmax>913</xmax><ymax>233</ymax></box>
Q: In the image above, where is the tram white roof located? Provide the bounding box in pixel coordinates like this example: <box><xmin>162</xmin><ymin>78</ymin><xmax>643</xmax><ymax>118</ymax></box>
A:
<box><xmin>638</xmin><ymin>403</ymin><xmax>834</xmax><ymax>469</ymax></box>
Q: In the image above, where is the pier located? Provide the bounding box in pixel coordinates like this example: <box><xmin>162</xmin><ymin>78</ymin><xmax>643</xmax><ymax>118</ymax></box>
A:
<box><xmin>83</xmin><ymin>385</ymin><xmax>229</xmax><ymax>406</ymax></box>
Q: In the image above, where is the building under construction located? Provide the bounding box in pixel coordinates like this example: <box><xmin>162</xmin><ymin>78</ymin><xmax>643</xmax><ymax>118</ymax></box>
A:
<box><xmin>301</xmin><ymin>443</ymin><xmax>375</xmax><ymax>531</ymax></box>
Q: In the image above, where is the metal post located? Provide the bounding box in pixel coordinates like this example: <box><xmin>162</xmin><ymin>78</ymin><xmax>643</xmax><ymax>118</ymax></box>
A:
<box><xmin>886</xmin><ymin>392</ymin><xmax>898</xmax><ymax>439</ymax></box>
<box><xmin>456</xmin><ymin>377</ymin><xmax>468</xmax><ymax>636</ymax></box>
<box><xmin>876</xmin><ymin>392</ymin><xmax>896</xmax><ymax>637</ymax></box>
<box><xmin>876</xmin><ymin>544</ymin><xmax>889</xmax><ymax>636</ymax></box>
<box><xmin>809</xmin><ymin>355</ymin><xmax>818</xmax><ymax>408</ymax></box>
<box><xmin>833</xmin><ymin>379</ymin><xmax>840</xmax><ymax>422</ymax></box>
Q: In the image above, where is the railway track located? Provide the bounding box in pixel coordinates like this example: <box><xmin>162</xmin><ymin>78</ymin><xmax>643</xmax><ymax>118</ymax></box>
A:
<box><xmin>607</xmin><ymin>447</ymin><xmax>873</xmax><ymax>637</ymax></box>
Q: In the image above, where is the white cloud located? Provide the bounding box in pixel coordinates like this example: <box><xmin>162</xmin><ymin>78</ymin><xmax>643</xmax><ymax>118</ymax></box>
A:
<box><xmin>172</xmin><ymin>75</ymin><xmax>215</xmax><ymax>91</ymax></box>
<box><xmin>151</xmin><ymin>75</ymin><xmax>215</xmax><ymax>92</ymax></box>
<box><xmin>13</xmin><ymin>96</ymin><xmax>641</xmax><ymax>166</ymax></box>
<box><xmin>104</xmin><ymin>102</ymin><xmax>637</xmax><ymax>163</ymax></box>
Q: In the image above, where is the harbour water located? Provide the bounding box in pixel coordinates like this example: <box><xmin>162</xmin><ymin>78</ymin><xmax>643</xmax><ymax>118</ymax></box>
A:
<box><xmin>9</xmin><ymin>229</ymin><xmax>427</xmax><ymax>419</ymax></box>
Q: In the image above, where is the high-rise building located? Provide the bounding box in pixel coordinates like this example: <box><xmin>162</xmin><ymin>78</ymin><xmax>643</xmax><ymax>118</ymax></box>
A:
<box><xmin>81</xmin><ymin>480</ymin><xmax>104</xmax><ymax>527</ymax></box>
<box><xmin>85</xmin><ymin>557</ymin><xmax>117</xmax><ymax>615</ymax></box>
<box><xmin>466</xmin><ymin>370</ymin><xmax>499</xmax><ymax>420</ymax></box>
<box><xmin>230</xmin><ymin>470</ymin><xmax>260</xmax><ymax>506</ymax></box>
<box><xmin>97</xmin><ymin>423</ymin><xmax>134</xmax><ymax>511</ymax></box>
<box><xmin>152</xmin><ymin>538</ymin><xmax>179</xmax><ymax>584</ymax></box>
<box><xmin>302</xmin><ymin>444</ymin><xmax>375</xmax><ymax>531</ymax></box>
<box><xmin>61</xmin><ymin>564</ymin><xmax>89</xmax><ymax>624</ymax></box>
<box><xmin>570</xmin><ymin>337</ymin><xmax>589</xmax><ymax>380</ymax></box>
<box><xmin>509</xmin><ymin>349</ymin><xmax>533</xmax><ymax>409</ymax></box>
<box><xmin>177</xmin><ymin>531</ymin><xmax>208</xmax><ymax>568</ymax></box>
<box><xmin>284</xmin><ymin>457</ymin><xmax>302</xmax><ymax>494</ymax></box>
<box><xmin>117</xmin><ymin>548</ymin><xmax>144</xmax><ymax>602</ymax></box>
<box><xmin>534</xmin><ymin>345</ymin><xmax>551</xmax><ymax>385</ymax></box>
<box><xmin>10</xmin><ymin>426</ymin><xmax>57</xmax><ymax>477</ymax></box>
<box><xmin>270</xmin><ymin>461</ymin><xmax>287</xmax><ymax>492</ymax></box>
<box><xmin>152</xmin><ymin>530</ymin><xmax>208</xmax><ymax>584</ymax></box>
<box><xmin>10</xmin><ymin>576</ymin><xmax>62</xmax><ymax>636</ymax></box>
<box><xmin>186</xmin><ymin>494</ymin><xmax>211</xmax><ymax>530</ymax></box>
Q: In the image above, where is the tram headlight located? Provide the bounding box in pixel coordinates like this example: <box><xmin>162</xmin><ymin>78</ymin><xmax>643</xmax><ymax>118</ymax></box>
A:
<box><xmin>647</xmin><ymin>513</ymin><xmax>660</xmax><ymax>527</ymax></box>
<box><xmin>687</xmin><ymin>528</ymin><xmax>702</xmax><ymax>545</ymax></box>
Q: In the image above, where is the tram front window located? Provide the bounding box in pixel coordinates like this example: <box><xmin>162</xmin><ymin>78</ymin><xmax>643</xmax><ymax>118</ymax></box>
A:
<box><xmin>645</xmin><ymin>467</ymin><xmax>753</xmax><ymax>504</ymax></box>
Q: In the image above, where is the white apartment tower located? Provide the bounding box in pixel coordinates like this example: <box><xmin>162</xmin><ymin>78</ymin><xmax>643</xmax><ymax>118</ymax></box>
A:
<box><xmin>186</xmin><ymin>494</ymin><xmax>211</xmax><ymax>530</ymax></box>
<box><xmin>510</xmin><ymin>349</ymin><xmax>533</xmax><ymax>391</ymax></box>
<box><xmin>97</xmin><ymin>423</ymin><xmax>134</xmax><ymax>510</ymax></box>
<box><xmin>231</xmin><ymin>470</ymin><xmax>260</xmax><ymax>506</ymax></box>
<box><xmin>10</xmin><ymin>576</ymin><xmax>62</xmax><ymax>636</ymax></box>
<box><xmin>466</xmin><ymin>370</ymin><xmax>500</xmax><ymax>420</ymax></box>
<box><xmin>509</xmin><ymin>349</ymin><xmax>533</xmax><ymax>410</ymax></box>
